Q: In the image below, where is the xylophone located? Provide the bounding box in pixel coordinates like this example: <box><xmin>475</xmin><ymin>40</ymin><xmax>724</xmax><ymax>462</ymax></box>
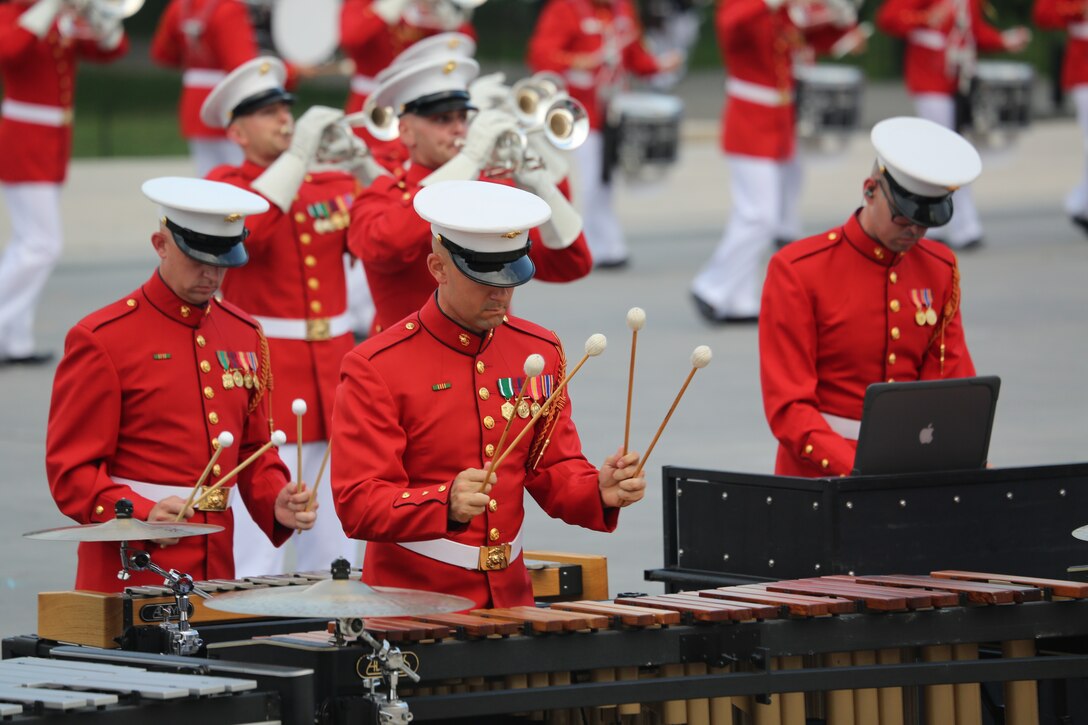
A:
<box><xmin>203</xmin><ymin>570</ymin><xmax>1088</xmax><ymax>724</ymax></box>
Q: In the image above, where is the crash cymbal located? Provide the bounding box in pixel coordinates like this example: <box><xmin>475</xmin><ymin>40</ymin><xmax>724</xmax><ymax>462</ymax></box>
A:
<box><xmin>24</xmin><ymin>518</ymin><xmax>224</xmax><ymax>543</ymax></box>
<box><xmin>1073</xmin><ymin>524</ymin><xmax>1088</xmax><ymax>542</ymax></box>
<box><xmin>204</xmin><ymin>577</ymin><xmax>473</xmax><ymax>618</ymax></box>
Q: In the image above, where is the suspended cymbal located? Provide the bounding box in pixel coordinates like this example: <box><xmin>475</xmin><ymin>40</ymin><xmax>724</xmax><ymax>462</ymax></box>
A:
<box><xmin>24</xmin><ymin>518</ymin><xmax>224</xmax><ymax>543</ymax></box>
<box><xmin>203</xmin><ymin>577</ymin><xmax>473</xmax><ymax>618</ymax></box>
<box><xmin>1073</xmin><ymin>524</ymin><xmax>1088</xmax><ymax>542</ymax></box>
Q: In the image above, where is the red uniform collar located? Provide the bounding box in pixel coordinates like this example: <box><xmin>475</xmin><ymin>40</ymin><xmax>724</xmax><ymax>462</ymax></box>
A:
<box><xmin>418</xmin><ymin>293</ymin><xmax>496</xmax><ymax>356</ymax></box>
<box><xmin>842</xmin><ymin>211</ymin><xmax>906</xmax><ymax>268</ymax></box>
<box><xmin>142</xmin><ymin>271</ymin><xmax>211</xmax><ymax>329</ymax></box>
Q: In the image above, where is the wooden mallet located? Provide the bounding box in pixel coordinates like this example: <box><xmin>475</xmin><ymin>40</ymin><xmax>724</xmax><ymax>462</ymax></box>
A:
<box><xmin>291</xmin><ymin>398</ymin><xmax>307</xmax><ymax>487</ymax></box>
<box><xmin>174</xmin><ymin>431</ymin><xmax>235</xmax><ymax>522</ymax></box>
<box><xmin>632</xmin><ymin>345</ymin><xmax>712</xmax><ymax>479</ymax></box>
<box><xmin>492</xmin><ymin>333</ymin><xmax>607</xmax><ymax>472</ymax></box>
<box><xmin>191</xmin><ymin>430</ymin><xmax>288</xmax><ymax>510</ymax></box>
<box><xmin>623</xmin><ymin>307</ymin><xmax>645</xmax><ymax>456</ymax></box>
<box><xmin>484</xmin><ymin>353</ymin><xmax>545</xmax><ymax>488</ymax></box>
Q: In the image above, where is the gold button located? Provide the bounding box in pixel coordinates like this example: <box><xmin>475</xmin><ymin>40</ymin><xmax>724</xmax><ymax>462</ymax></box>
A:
<box><xmin>421</xmin><ymin>490</ymin><xmax>429</xmax><ymax>496</ymax></box>
<box><xmin>828</xmin><ymin>232</ymin><xmax>838</xmax><ymax>241</ymax></box>
<box><xmin>196</xmin><ymin>335</ymin><xmax>206</xmax><ymax>347</ymax></box>
<box><xmin>304</xmin><ymin>255</ymin><xmax>317</xmax><ymax>267</ymax></box>
<box><xmin>821</xmin><ymin>459</ymin><xmax>830</xmax><ymax>469</ymax></box>
<box><xmin>300</xmin><ymin>233</ymin><xmax>312</xmax><ymax>245</ymax></box>
<box><xmin>94</xmin><ymin>505</ymin><xmax>104</xmax><ymax>515</ymax></box>
<box><xmin>402</xmin><ymin>192</ymin><xmax>411</xmax><ymax>201</ymax></box>
<box><xmin>304</xmin><ymin>174</ymin><xmax>313</xmax><ymax>182</ymax></box>
<box><xmin>889</xmin><ymin>271</ymin><xmax>898</xmax><ymax>284</ymax></box>
<box><xmin>401</xmin><ymin>492</ymin><xmax>410</xmax><ymax>499</ymax></box>
<box><xmin>208</xmin><ymin>411</ymin><xmax>219</xmax><ymax>424</ymax></box>
<box><xmin>891</xmin><ymin>326</ymin><xmax>900</xmax><ymax>340</ymax></box>
<box><xmin>476</xmin><ymin>361</ymin><xmax>485</xmax><ymax>374</ymax></box>
<box><xmin>804</xmin><ymin>444</ymin><xmax>814</xmax><ymax>454</ymax></box>
<box><xmin>888</xmin><ymin>377</ymin><xmax>896</xmax><ymax>383</ymax></box>
<box><xmin>126</xmin><ymin>298</ymin><xmax>136</xmax><ymax>307</ymax></box>
<box><xmin>397</xmin><ymin>181</ymin><xmax>406</xmax><ymax>189</ymax></box>
<box><xmin>438</xmin><ymin>485</ymin><xmax>446</xmax><ymax>492</ymax></box>
<box><xmin>310</xmin><ymin>300</ymin><xmax>323</xmax><ymax>313</ymax></box>
<box><xmin>212</xmin><ymin>464</ymin><xmax>221</xmax><ymax>476</ymax></box>
<box><xmin>200</xmin><ymin>360</ymin><xmax>211</xmax><ymax>373</ymax></box>
<box><xmin>478</xmin><ymin>387</ymin><xmax>490</xmax><ymax>400</ymax></box>
<box><xmin>488</xmin><ymin>499</ymin><xmax>498</xmax><ymax>512</ymax></box>
<box><xmin>489</xmin><ymin>528</ymin><xmax>500</xmax><ymax>541</ymax></box>
<box><xmin>888</xmin><ymin>353</ymin><xmax>897</xmax><ymax>365</ymax></box>
<box><xmin>405</xmin><ymin>322</ymin><xmax>416</xmax><ymax>330</ymax></box>
<box><xmin>874</xmin><ymin>247</ymin><xmax>885</xmax><ymax>259</ymax></box>
<box><xmin>212</xmin><ymin>437</ymin><xmax>220</xmax><ymax>450</ymax></box>
<box><xmin>180</xmin><ymin>305</ymin><xmax>191</xmax><ymax>318</ymax></box>
<box><xmin>485</xmin><ymin>443</ymin><xmax>495</xmax><ymax>457</ymax></box>
<box><xmin>203</xmin><ymin>386</ymin><xmax>215</xmax><ymax>399</ymax></box>
<box><xmin>889</xmin><ymin>299</ymin><xmax>900</xmax><ymax>312</ymax></box>
<box><xmin>458</xmin><ymin>333</ymin><xmax>470</xmax><ymax>347</ymax></box>
<box><xmin>308</xmin><ymin>278</ymin><xmax>319</xmax><ymax>290</ymax></box>
<box><xmin>295</xmin><ymin>212</ymin><xmax>306</xmax><ymax>223</ymax></box>
<box><xmin>483</xmin><ymin>415</ymin><xmax>495</xmax><ymax>429</ymax></box>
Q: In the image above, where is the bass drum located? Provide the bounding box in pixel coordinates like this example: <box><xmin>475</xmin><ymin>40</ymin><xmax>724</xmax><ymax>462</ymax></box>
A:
<box><xmin>272</xmin><ymin>0</ymin><xmax>342</xmax><ymax>67</ymax></box>
<box><xmin>605</xmin><ymin>92</ymin><xmax>684</xmax><ymax>183</ymax></box>
<box><xmin>964</xmin><ymin>61</ymin><xmax>1033</xmax><ymax>149</ymax></box>
<box><xmin>793</xmin><ymin>63</ymin><xmax>863</xmax><ymax>154</ymax></box>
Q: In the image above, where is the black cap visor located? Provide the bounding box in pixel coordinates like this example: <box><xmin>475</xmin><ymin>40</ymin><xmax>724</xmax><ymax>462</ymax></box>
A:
<box><xmin>442</xmin><ymin>236</ymin><xmax>535</xmax><ymax>287</ymax></box>
<box><xmin>166</xmin><ymin>217</ymin><xmax>250</xmax><ymax>268</ymax></box>
<box><xmin>230</xmin><ymin>88</ymin><xmax>296</xmax><ymax>121</ymax></box>
<box><xmin>882</xmin><ymin>168</ymin><xmax>954</xmax><ymax>228</ymax></box>
<box><xmin>403</xmin><ymin>90</ymin><xmax>477</xmax><ymax>117</ymax></box>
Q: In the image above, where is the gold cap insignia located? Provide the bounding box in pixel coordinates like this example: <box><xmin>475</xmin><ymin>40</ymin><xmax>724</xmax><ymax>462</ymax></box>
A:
<box><xmin>443</xmin><ymin>61</ymin><xmax>457</xmax><ymax>75</ymax></box>
<box><xmin>501</xmin><ymin>230</ymin><xmax>522</xmax><ymax>239</ymax></box>
<box><xmin>259</xmin><ymin>61</ymin><xmax>271</xmax><ymax>74</ymax></box>
<box><xmin>448</xmin><ymin>38</ymin><xmax>460</xmax><ymax>48</ymax></box>
<box><xmin>946</xmin><ymin>185</ymin><xmax>960</xmax><ymax>192</ymax></box>
<box><xmin>225</xmin><ymin>212</ymin><xmax>242</xmax><ymax>223</ymax></box>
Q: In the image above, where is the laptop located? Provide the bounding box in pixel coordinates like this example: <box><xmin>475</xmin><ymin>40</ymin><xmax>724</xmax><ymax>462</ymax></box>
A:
<box><xmin>851</xmin><ymin>376</ymin><xmax>1001</xmax><ymax>475</ymax></box>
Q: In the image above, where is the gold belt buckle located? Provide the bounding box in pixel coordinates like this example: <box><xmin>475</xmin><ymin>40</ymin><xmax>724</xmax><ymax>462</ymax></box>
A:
<box><xmin>306</xmin><ymin>317</ymin><xmax>331</xmax><ymax>341</ymax></box>
<box><xmin>61</xmin><ymin>107</ymin><xmax>73</xmax><ymax>126</ymax></box>
<box><xmin>478</xmin><ymin>544</ymin><xmax>511</xmax><ymax>571</ymax></box>
<box><xmin>196</xmin><ymin>486</ymin><xmax>228</xmax><ymax>512</ymax></box>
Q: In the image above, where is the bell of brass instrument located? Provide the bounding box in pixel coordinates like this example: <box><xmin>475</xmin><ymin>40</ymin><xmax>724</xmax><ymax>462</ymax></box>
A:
<box><xmin>359</xmin><ymin>97</ymin><xmax>400</xmax><ymax>142</ymax></box>
<box><xmin>511</xmin><ymin>72</ymin><xmax>589</xmax><ymax>152</ymax></box>
<box><xmin>59</xmin><ymin>0</ymin><xmax>144</xmax><ymax>38</ymax></box>
<box><xmin>512</xmin><ymin>72</ymin><xmax>567</xmax><ymax>127</ymax></box>
<box><xmin>542</xmin><ymin>96</ymin><xmax>589</xmax><ymax>151</ymax></box>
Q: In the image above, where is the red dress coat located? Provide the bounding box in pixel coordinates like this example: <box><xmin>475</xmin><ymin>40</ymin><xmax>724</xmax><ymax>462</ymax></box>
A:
<box><xmin>347</xmin><ymin>163</ymin><xmax>593</xmax><ymax>334</ymax></box>
<box><xmin>46</xmin><ymin>272</ymin><xmax>292</xmax><ymax>592</ymax></box>
<box><xmin>877</xmin><ymin>0</ymin><xmax>1007</xmax><ymax>95</ymax></box>
<box><xmin>0</xmin><ymin>5</ymin><xmax>128</xmax><ymax>182</ymax></box>
<box><xmin>1033</xmin><ymin>0</ymin><xmax>1088</xmax><ymax>89</ymax></box>
<box><xmin>759</xmin><ymin>214</ymin><xmax>975</xmax><ymax>477</ymax></box>
<box><xmin>211</xmin><ymin>161</ymin><xmax>359</xmax><ymax>443</ymax></box>
<box><xmin>526</xmin><ymin>0</ymin><xmax>662</xmax><ymax>130</ymax></box>
<box><xmin>331</xmin><ymin>294</ymin><xmax>620</xmax><ymax>608</ymax></box>
<box><xmin>150</xmin><ymin>0</ymin><xmax>259</xmax><ymax>140</ymax></box>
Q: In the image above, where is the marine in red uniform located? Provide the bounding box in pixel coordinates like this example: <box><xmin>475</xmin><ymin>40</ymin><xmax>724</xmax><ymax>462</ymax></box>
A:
<box><xmin>877</xmin><ymin>0</ymin><xmax>1029</xmax><ymax>249</ymax></box>
<box><xmin>527</xmin><ymin>0</ymin><xmax>678</xmax><ymax>267</ymax></box>
<box><xmin>0</xmin><ymin>0</ymin><xmax>128</xmax><ymax>364</ymax></box>
<box><xmin>349</xmin><ymin>55</ymin><xmax>592</xmax><ymax>335</ymax></box>
<box><xmin>150</xmin><ymin>0</ymin><xmax>260</xmax><ymax>176</ymax></box>
<box><xmin>332</xmin><ymin>180</ymin><xmax>645</xmax><ymax>608</ymax></box>
<box><xmin>201</xmin><ymin>57</ymin><xmax>361</xmax><ymax>575</ymax></box>
<box><xmin>760</xmin><ymin>118</ymin><xmax>980</xmax><ymax>477</ymax></box>
<box><xmin>45</xmin><ymin>177</ymin><xmax>315</xmax><ymax>592</ymax></box>
<box><xmin>1033</xmin><ymin>0</ymin><xmax>1088</xmax><ymax>233</ymax></box>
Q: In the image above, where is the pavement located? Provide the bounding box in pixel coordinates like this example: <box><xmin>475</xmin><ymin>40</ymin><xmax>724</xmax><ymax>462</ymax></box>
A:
<box><xmin>1</xmin><ymin>76</ymin><xmax>1087</xmax><ymax>639</ymax></box>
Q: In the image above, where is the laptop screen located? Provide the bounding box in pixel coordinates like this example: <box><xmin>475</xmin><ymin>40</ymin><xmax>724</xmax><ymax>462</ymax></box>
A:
<box><xmin>851</xmin><ymin>376</ymin><xmax>1001</xmax><ymax>476</ymax></box>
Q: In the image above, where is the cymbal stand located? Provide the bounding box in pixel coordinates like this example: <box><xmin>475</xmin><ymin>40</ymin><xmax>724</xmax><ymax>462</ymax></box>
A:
<box><xmin>344</xmin><ymin>624</ymin><xmax>420</xmax><ymax>724</ymax></box>
<box><xmin>117</xmin><ymin>542</ymin><xmax>211</xmax><ymax>656</ymax></box>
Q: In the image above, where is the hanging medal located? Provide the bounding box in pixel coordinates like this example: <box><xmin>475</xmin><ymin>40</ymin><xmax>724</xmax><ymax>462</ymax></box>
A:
<box><xmin>248</xmin><ymin>353</ymin><xmax>261</xmax><ymax>389</ymax></box>
<box><xmin>497</xmin><ymin>377</ymin><xmax>516</xmax><ymax>421</ymax></box>
<box><xmin>238</xmin><ymin>352</ymin><xmax>254</xmax><ymax>389</ymax></box>
<box><xmin>537</xmin><ymin>374</ymin><xmax>554</xmax><ymax>418</ymax></box>
<box><xmin>910</xmin><ymin>289</ymin><xmax>926</xmax><ymax>326</ymax></box>
<box><xmin>518</xmin><ymin>376</ymin><xmax>533</xmax><ymax>419</ymax></box>
<box><xmin>227</xmin><ymin>352</ymin><xmax>244</xmax><ymax>388</ymax></box>
<box><xmin>923</xmin><ymin>289</ymin><xmax>938</xmax><ymax>326</ymax></box>
<box><xmin>217</xmin><ymin>351</ymin><xmax>235</xmax><ymax>390</ymax></box>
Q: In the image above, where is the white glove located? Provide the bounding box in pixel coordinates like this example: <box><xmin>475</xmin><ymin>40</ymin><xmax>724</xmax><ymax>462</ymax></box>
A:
<box><xmin>420</xmin><ymin>109</ymin><xmax>520</xmax><ymax>186</ymax></box>
<box><xmin>372</xmin><ymin>0</ymin><xmax>412</xmax><ymax>24</ymax></box>
<box><xmin>429</xmin><ymin>0</ymin><xmax>465</xmax><ymax>30</ymax></box>
<box><xmin>86</xmin><ymin>5</ymin><xmax>124</xmax><ymax>51</ymax></box>
<box><xmin>253</xmin><ymin>105</ymin><xmax>344</xmax><ymax>213</ymax></box>
<box><xmin>18</xmin><ymin>0</ymin><xmax>65</xmax><ymax>39</ymax></box>
<box><xmin>340</xmin><ymin>136</ymin><xmax>391</xmax><ymax>186</ymax></box>
<box><xmin>525</xmin><ymin>129</ymin><xmax>569</xmax><ymax>185</ymax></box>
<box><xmin>513</xmin><ymin>165</ymin><xmax>582</xmax><ymax>250</ymax></box>
<box><xmin>468</xmin><ymin>72</ymin><xmax>512</xmax><ymax>112</ymax></box>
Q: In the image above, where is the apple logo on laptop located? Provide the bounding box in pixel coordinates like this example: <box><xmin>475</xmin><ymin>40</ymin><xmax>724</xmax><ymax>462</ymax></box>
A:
<box><xmin>919</xmin><ymin>423</ymin><xmax>935</xmax><ymax>445</ymax></box>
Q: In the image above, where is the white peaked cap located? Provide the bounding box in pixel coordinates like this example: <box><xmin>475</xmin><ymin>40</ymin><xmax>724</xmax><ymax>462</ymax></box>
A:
<box><xmin>200</xmin><ymin>56</ymin><xmax>291</xmax><ymax>129</ymax></box>
<box><xmin>372</xmin><ymin>56</ymin><xmax>480</xmax><ymax>116</ymax></box>
<box><xmin>871</xmin><ymin>116</ymin><xmax>982</xmax><ymax>197</ymax></box>
<box><xmin>376</xmin><ymin>32</ymin><xmax>477</xmax><ymax>85</ymax></box>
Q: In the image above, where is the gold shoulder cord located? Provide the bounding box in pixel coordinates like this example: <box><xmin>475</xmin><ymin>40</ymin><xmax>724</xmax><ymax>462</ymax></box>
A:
<box><xmin>929</xmin><ymin>261</ymin><xmax>961</xmax><ymax>377</ymax></box>
<box><xmin>251</xmin><ymin>326</ymin><xmax>274</xmax><ymax>421</ymax></box>
<box><xmin>529</xmin><ymin>334</ymin><xmax>567</xmax><ymax>470</ymax></box>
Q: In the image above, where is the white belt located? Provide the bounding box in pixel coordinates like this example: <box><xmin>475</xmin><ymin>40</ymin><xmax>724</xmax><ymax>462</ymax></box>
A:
<box><xmin>909</xmin><ymin>29</ymin><xmax>947</xmax><ymax>50</ymax></box>
<box><xmin>1070</xmin><ymin>23</ymin><xmax>1088</xmax><ymax>40</ymax></box>
<box><xmin>565</xmin><ymin>69</ymin><xmax>595</xmax><ymax>89</ymax></box>
<box><xmin>1</xmin><ymin>100</ymin><xmax>72</xmax><ymax>127</ymax></box>
<box><xmin>726</xmin><ymin>77</ymin><xmax>792</xmax><ymax>107</ymax></box>
<box><xmin>822</xmin><ymin>412</ymin><xmax>861</xmax><ymax>441</ymax></box>
<box><xmin>397</xmin><ymin>528</ymin><xmax>524</xmax><ymax>571</ymax></box>
<box><xmin>112</xmin><ymin>476</ymin><xmax>235</xmax><ymax>509</ymax></box>
<box><xmin>351</xmin><ymin>74</ymin><xmax>378</xmax><ymax>95</ymax></box>
<box><xmin>254</xmin><ymin>312</ymin><xmax>353</xmax><ymax>341</ymax></box>
<box><xmin>183</xmin><ymin>68</ymin><xmax>228</xmax><ymax>89</ymax></box>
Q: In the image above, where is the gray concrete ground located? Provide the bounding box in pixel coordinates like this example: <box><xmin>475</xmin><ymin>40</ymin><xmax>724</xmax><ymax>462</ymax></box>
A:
<box><xmin>1</xmin><ymin>75</ymin><xmax>1087</xmax><ymax>640</ymax></box>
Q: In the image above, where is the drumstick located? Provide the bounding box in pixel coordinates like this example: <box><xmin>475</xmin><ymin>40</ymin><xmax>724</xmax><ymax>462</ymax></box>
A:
<box><xmin>622</xmin><ymin>307</ymin><xmax>645</xmax><ymax>456</ymax></box>
<box><xmin>484</xmin><ymin>354</ymin><xmax>546</xmax><ymax>488</ymax></box>
<box><xmin>174</xmin><ymin>431</ymin><xmax>235</xmax><ymax>522</ymax></box>
<box><xmin>303</xmin><ymin>442</ymin><xmax>331</xmax><ymax>515</ymax></box>
<box><xmin>632</xmin><ymin>345</ymin><xmax>712</xmax><ymax>479</ymax></box>
<box><xmin>492</xmin><ymin>334</ymin><xmax>607</xmax><ymax>473</ymax></box>
<box><xmin>191</xmin><ymin>430</ymin><xmax>288</xmax><ymax>510</ymax></box>
<box><xmin>291</xmin><ymin>398</ymin><xmax>307</xmax><ymax>488</ymax></box>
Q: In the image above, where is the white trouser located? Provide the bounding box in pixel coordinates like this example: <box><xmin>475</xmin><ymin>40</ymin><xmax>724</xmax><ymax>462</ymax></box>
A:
<box><xmin>913</xmin><ymin>94</ymin><xmax>983</xmax><ymax>246</ymax></box>
<box><xmin>189</xmin><ymin>139</ymin><xmax>244</xmax><ymax>178</ymax></box>
<box><xmin>1065</xmin><ymin>85</ymin><xmax>1088</xmax><ymax>218</ymax></box>
<box><xmin>231</xmin><ymin>440</ymin><xmax>360</xmax><ymax>577</ymax></box>
<box><xmin>691</xmin><ymin>154</ymin><xmax>786</xmax><ymax>318</ymax></box>
<box><xmin>572</xmin><ymin>130</ymin><xmax>628</xmax><ymax>264</ymax></box>
<box><xmin>343</xmin><ymin>255</ymin><xmax>374</xmax><ymax>336</ymax></box>
<box><xmin>0</xmin><ymin>183</ymin><xmax>63</xmax><ymax>358</ymax></box>
<box><xmin>776</xmin><ymin>153</ymin><xmax>804</xmax><ymax>241</ymax></box>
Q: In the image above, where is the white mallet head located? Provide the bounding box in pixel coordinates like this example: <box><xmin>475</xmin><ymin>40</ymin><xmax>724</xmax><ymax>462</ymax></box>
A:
<box><xmin>291</xmin><ymin>398</ymin><xmax>307</xmax><ymax>416</ymax></box>
<box><xmin>585</xmin><ymin>333</ymin><xmax>607</xmax><ymax>357</ymax></box>
<box><xmin>270</xmin><ymin>430</ymin><xmax>288</xmax><ymax>446</ymax></box>
<box><xmin>216</xmin><ymin>431</ymin><xmax>235</xmax><ymax>449</ymax></box>
<box><xmin>691</xmin><ymin>345</ymin><xmax>713</xmax><ymax>369</ymax></box>
<box><xmin>524</xmin><ymin>353</ymin><xmax>546</xmax><ymax>378</ymax></box>
<box><xmin>626</xmin><ymin>307</ymin><xmax>646</xmax><ymax>331</ymax></box>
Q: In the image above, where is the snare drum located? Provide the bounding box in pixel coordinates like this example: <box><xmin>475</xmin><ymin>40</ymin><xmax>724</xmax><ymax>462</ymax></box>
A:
<box><xmin>793</xmin><ymin>64</ymin><xmax>864</xmax><ymax>153</ymax></box>
<box><xmin>965</xmin><ymin>61</ymin><xmax>1033</xmax><ymax>149</ymax></box>
<box><xmin>606</xmin><ymin>92</ymin><xmax>684</xmax><ymax>182</ymax></box>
